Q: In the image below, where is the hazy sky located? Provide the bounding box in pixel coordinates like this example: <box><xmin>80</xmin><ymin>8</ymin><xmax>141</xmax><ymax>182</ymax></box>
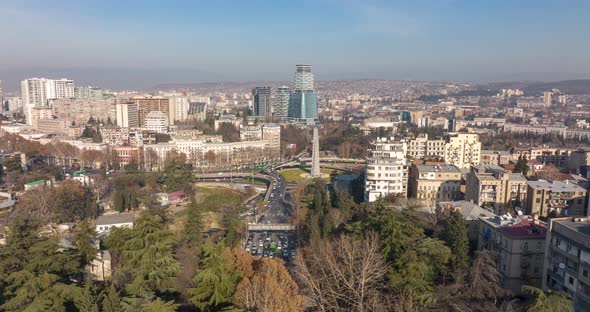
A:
<box><xmin>2</xmin><ymin>0</ymin><xmax>590</xmax><ymax>90</ymax></box>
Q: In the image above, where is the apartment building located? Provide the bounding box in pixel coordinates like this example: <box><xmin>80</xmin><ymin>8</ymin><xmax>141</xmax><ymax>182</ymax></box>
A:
<box><xmin>406</xmin><ymin>133</ymin><xmax>445</xmax><ymax>160</ymax></box>
<box><xmin>481</xmin><ymin>150</ymin><xmax>512</xmax><ymax>166</ymax></box>
<box><xmin>444</xmin><ymin>133</ymin><xmax>481</xmax><ymax>168</ymax></box>
<box><xmin>465</xmin><ymin>165</ymin><xmax>528</xmax><ymax>212</ymax></box>
<box><xmin>543</xmin><ymin>217</ymin><xmax>590</xmax><ymax>311</ymax></box>
<box><xmin>478</xmin><ymin>215</ymin><xmax>548</xmax><ymax>293</ymax></box>
<box><xmin>408</xmin><ymin>164</ymin><xmax>462</xmax><ymax>202</ymax></box>
<box><xmin>131</xmin><ymin>96</ymin><xmax>171</xmax><ymax>127</ymax></box>
<box><xmin>526</xmin><ymin>180</ymin><xmax>588</xmax><ymax>217</ymax></box>
<box><xmin>115</xmin><ymin>103</ymin><xmax>140</xmax><ymax>128</ymax></box>
<box><xmin>365</xmin><ymin>138</ymin><xmax>408</xmax><ymax>202</ymax></box>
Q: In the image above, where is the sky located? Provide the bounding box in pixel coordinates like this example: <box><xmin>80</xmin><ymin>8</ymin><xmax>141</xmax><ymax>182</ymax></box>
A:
<box><xmin>1</xmin><ymin>0</ymin><xmax>590</xmax><ymax>90</ymax></box>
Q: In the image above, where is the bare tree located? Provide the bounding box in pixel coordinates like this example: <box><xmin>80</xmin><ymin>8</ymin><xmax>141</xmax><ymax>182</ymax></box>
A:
<box><xmin>293</xmin><ymin>232</ymin><xmax>391</xmax><ymax>312</ymax></box>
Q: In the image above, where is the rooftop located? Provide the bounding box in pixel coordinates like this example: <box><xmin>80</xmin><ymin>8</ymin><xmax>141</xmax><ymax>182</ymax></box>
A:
<box><xmin>527</xmin><ymin>180</ymin><xmax>586</xmax><ymax>192</ymax></box>
<box><xmin>439</xmin><ymin>200</ymin><xmax>496</xmax><ymax>220</ymax></box>
<box><xmin>415</xmin><ymin>164</ymin><xmax>461</xmax><ymax>173</ymax></box>
<box><xmin>555</xmin><ymin>218</ymin><xmax>590</xmax><ymax>237</ymax></box>
<box><xmin>496</xmin><ymin>218</ymin><xmax>547</xmax><ymax>239</ymax></box>
<box><xmin>96</xmin><ymin>213</ymin><xmax>134</xmax><ymax>226</ymax></box>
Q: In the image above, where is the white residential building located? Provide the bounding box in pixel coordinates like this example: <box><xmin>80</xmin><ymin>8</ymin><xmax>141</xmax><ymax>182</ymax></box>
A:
<box><xmin>21</xmin><ymin>78</ymin><xmax>74</xmax><ymax>125</ymax></box>
<box><xmin>95</xmin><ymin>214</ymin><xmax>134</xmax><ymax>235</ymax></box>
<box><xmin>115</xmin><ymin>103</ymin><xmax>139</xmax><ymax>128</ymax></box>
<box><xmin>365</xmin><ymin>138</ymin><xmax>408</xmax><ymax>202</ymax></box>
<box><xmin>144</xmin><ymin>111</ymin><xmax>168</xmax><ymax>133</ymax></box>
<box><xmin>444</xmin><ymin>133</ymin><xmax>481</xmax><ymax>168</ymax></box>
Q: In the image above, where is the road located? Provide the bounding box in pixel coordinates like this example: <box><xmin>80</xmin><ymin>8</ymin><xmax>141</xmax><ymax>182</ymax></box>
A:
<box><xmin>257</xmin><ymin>169</ymin><xmax>291</xmax><ymax>224</ymax></box>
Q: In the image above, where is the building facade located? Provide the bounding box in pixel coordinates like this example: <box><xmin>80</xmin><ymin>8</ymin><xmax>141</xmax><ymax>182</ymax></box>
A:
<box><xmin>289</xmin><ymin>64</ymin><xmax>318</xmax><ymax>121</ymax></box>
<box><xmin>365</xmin><ymin>138</ymin><xmax>408</xmax><ymax>202</ymax></box>
<box><xmin>21</xmin><ymin>78</ymin><xmax>75</xmax><ymax>125</ymax></box>
<box><xmin>409</xmin><ymin>164</ymin><xmax>462</xmax><ymax>203</ymax></box>
<box><xmin>275</xmin><ymin>86</ymin><xmax>290</xmax><ymax>117</ymax></box>
<box><xmin>444</xmin><ymin>133</ymin><xmax>481</xmax><ymax>168</ymax></box>
<box><xmin>465</xmin><ymin>165</ymin><xmax>528</xmax><ymax>212</ymax></box>
<box><xmin>252</xmin><ymin>87</ymin><xmax>271</xmax><ymax>118</ymax></box>
<box><xmin>115</xmin><ymin>103</ymin><xmax>140</xmax><ymax>128</ymax></box>
<box><xmin>478</xmin><ymin>215</ymin><xmax>547</xmax><ymax>294</ymax></box>
<box><xmin>144</xmin><ymin>111</ymin><xmax>169</xmax><ymax>133</ymax></box>
<box><xmin>526</xmin><ymin>180</ymin><xmax>588</xmax><ymax>217</ymax></box>
<box><xmin>542</xmin><ymin>217</ymin><xmax>590</xmax><ymax>312</ymax></box>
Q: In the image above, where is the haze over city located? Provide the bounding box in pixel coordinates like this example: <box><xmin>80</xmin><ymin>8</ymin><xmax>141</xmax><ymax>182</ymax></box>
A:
<box><xmin>2</xmin><ymin>1</ymin><xmax>590</xmax><ymax>312</ymax></box>
<box><xmin>2</xmin><ymin>0</ymin><xmax>590</xmax><ymax>90</ymax></box>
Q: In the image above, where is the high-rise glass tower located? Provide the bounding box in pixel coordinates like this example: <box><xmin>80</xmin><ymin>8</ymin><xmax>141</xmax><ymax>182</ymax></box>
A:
<box><xmin>289</xmin><ymin>64</ymin><xmax>318</xmax><ymax>120</ymax></box>
<box><xmin>294</xmin><ymin>64</ymin><xmax>314</xmax><ymax>91</ymax></box>
<box><xmin>275</xmin><ymin>86</ymin><xmax>290</xmax><ymax>117</ymax></box>
<box><xmin>252</xmin><ymin>86</ymin><xmax>271</xmax><ymax>118</ymax></box>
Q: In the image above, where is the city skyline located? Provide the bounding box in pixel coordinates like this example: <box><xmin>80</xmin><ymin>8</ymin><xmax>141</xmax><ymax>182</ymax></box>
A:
<box><xmin>1</xmin><ymin>0</ymin><xmax>590</xmax><ymax>90</ymax></box>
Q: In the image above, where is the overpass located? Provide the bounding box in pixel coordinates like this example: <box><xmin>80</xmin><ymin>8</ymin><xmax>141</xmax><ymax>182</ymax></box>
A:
<box><xmin>193</xmin><ymin>172</ymin><xmax>274</xmax><ymax>202</ymax></box>
<box><xmin>247</xmin><ymin>223</ymin><xmax>295</xmax><ymax>231</ymax></box>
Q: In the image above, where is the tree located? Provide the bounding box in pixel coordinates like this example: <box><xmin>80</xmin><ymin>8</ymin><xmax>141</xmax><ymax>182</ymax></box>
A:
<box><xmin>514</xmin><ymin>155</ymin><xmax>530</xmax><ymax>176</ymax></box>
<box><xmin>101</xmin><ymin>284</ymin><xmax>124</xmax><ymax>312</ymax></box>
<box><xmin>158</xmin><ymin>157</ymin><xmax>192</xmax><ymax>193</ymax></box>
<box><xmin>72</xmin><ymin>219</ymin><xmax>99</xmax><ymax>267</ymax></box>
<box><xmin>189</xmin><ymin>241</ymin><xmax>240</xmax><ymax>311</ymax></box>
<box><xmin>234</xmin><ymin>257</ymin><xmax>303</xmax><ymax>312</ymax></box>
<box><xmin>141</xmin><ymin>298</ymin><xmax>179</xmax><ymax>312</ymax></box>
<box><xmin>439</xmin><ymin>212</ymin><xmax>470</xmax><ymax>282</ymax></box>
<box><xmin>51</xmin><ymin>180</ymin><xmax>97</xmax><ymax>223</ymax></box>
<box><xmin>185</xmin><ymin>201</ymin><xmax>204</xmax><ymax>249</ymax></box>
<box><xmin>293</xmin><ymin>233</ymin><xmax>390</xmax><ymax>312</ymax></box>
<box><xmin>121</xmin><ymin>216</ymin><xmax>180</xmax><ymax>298</ymax></box>
<box><xmin>522</xmin><ymin>286</ymin><xmax>572</xmax><ymax>312</ymax></box>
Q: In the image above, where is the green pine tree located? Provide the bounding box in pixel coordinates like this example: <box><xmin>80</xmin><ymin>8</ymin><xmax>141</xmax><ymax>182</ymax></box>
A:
<box><xmin>101</xmin><ymin>284</ymin><xmax>124</xmax><ymax>312</ymax></box>
<box><xmin>440</xmin><ymin>212</ymin><xmax>470</xmax><ymax>282</ymax></box>
<box><xmin>188</xmin><ymin>241</ymin><xmax>240</xmax><ymax>311</ymax></box>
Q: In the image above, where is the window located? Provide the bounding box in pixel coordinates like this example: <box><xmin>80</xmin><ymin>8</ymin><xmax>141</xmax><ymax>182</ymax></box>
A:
<box><xmin>536</xmin><ymin>198</ymin><xmax>541</xmax><ymax>203</ymax></box>
<box><xmin>536</xmin><ymin>255</ymin><xmax>541</xmax><ymax>263</ymax></box>
<box><xmin>569</xmin><ymin>276</ymin><xmax>575</xmax><ymax>285</ymax></box>
<box><xmin>537</xmin><ymin>242</ymin><xmax>542</xmax><ymax>250</ymax></box>
<box><xmin>524</xmin><ymin>242</ymin><xmax>529</xmax><ymax>251</ymax></box>
<box><xmin>583</xmin><ymin>269</ymin><xmax>589</xmax><ymax>278</ymax></box>
<box><xmin>577</xmin><ymin>198</ymin><xmax>583</xmax><ymax>205</ymax></box>
<box><xmin>534</xmin><ymin>267</ymin><xmax>540</xmax><ymax>274</ymax></box>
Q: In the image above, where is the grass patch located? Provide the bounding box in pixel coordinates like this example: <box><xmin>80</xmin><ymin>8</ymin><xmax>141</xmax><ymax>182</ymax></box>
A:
<box><xmin>280</xmin><ymin>168</ymin><xmax>308</xmax><ymax>182</ymax></box>
<box><xmin>194</xmin><ymin>186</ymin><xmax>250</xmax><ymax>212</ymax></box>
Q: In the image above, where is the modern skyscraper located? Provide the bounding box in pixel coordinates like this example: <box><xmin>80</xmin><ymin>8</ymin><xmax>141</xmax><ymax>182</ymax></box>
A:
<box><xmin>21</xmin><ymin>78</ymin><xmax>75</xmax><ymax>125</ymax></box>
<box><xmin>252</xmin><ymin>86</ymin><xmax>271</xmax><ymax>118</ymax></box>
<box><xmin>289</xmin><ymin>64</ymin><xmax>318</xmax><ymax>120</ymax></box>
<box><xmin>294</xmin><ymin>64</ymin><xmax>314</xmax><ymax>91</ymax></box>
<box><xmin>275</xmin><ymin>86</ymin><xmax>290</xmax><ymax>117</ymax></box>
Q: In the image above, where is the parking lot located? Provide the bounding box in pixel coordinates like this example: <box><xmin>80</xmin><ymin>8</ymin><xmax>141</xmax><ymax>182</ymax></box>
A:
<box><xmin>245</xmin><ymin>230</ymin><xmax>296</xmax><ymax>261</ymax></box>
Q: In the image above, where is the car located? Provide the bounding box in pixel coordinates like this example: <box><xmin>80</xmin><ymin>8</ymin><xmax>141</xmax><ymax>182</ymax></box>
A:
<box><xmin>290</xmin><ymin>249</ymin><xmax>296</xmax><ymax>257</ymax></box>
<box><xmin>245</xmin><ymin>246</ymin><xmax>250</xmax><ymax>252</ymax></box>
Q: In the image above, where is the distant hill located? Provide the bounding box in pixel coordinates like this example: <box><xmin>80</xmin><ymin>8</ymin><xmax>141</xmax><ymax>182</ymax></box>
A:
<box><xmin>489</xmin><ymin>79</ymin><xmax>590</xmax><ymax>95</ymax></box>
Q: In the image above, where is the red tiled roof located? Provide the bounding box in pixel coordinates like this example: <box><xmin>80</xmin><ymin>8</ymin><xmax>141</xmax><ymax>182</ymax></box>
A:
<box><xmin>497</xmin><ymin>219</ymin><xmax>547</xmax><ymax>239</ymax></box>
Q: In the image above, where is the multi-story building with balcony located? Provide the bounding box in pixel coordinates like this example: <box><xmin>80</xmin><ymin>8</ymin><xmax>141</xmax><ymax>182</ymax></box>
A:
<box><xmin>543</xmin><ymin>217</ymin><xmax>590</xmax><ymax>312</ymax></box>
<box><xmin>478</xmin><ymin>215</ymin><xmax>548</xmax><ymax>293</ymax></box>
<box><xmin>465</xmin><ymin>165</ymin><xmax>528</xmax><ymax>212</ymax></box>
<box><xmin>408</xmin><ymin>164</ymin><xmax>462</xmax><ymax>203</ymax></box>
<box><xmin>365</xmin><ymin>138</ymin><xmax>408</xmax><ymax>202</ymax></box>
<box><xmin>526</xmin><ymin>180</ymin><xmax>588</xmax><ymax>217</ymax></box>
<box><xmin>444</xmin><ymin>133</ymin><xmax>481</xmax><ymax>168</ymax></box>
<box><xmin>406</xmin><ymin>133</ymin><xmax>445</xmax><ymax>160</ymax></box>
